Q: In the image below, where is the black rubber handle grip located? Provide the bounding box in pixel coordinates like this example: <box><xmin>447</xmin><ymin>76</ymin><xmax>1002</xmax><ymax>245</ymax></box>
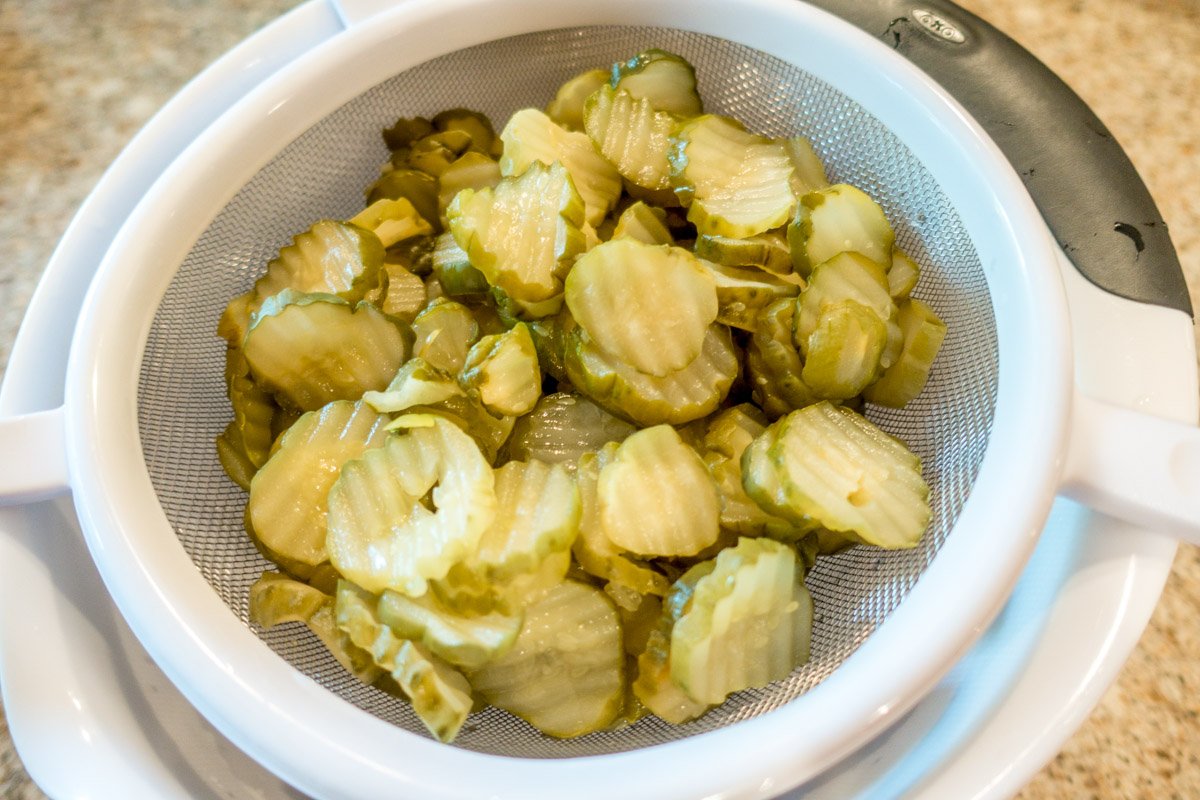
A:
<box><xmin>805</xmin><ymin>0</ymin><xmax>1191</xmax><ymax>316</ymax></box>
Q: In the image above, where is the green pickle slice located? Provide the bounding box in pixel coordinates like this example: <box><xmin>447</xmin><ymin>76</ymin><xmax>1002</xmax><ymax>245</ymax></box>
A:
<box><xmin>565</xmin><ymin>238</ymin><xmax>718</xmax><ymax>377</ymax></box>
<box><xmin>247</xmin><ymin>400</ymin><xmax>390</xmax><ymax>568</ymax></box>
<box><xmin>449</xmin><ymin>159</ymin><xmax>587</xmax><ymax>303</ymax></box>
<box><xmin>564</xmin><ymin>323</ymin><xmax>739</xmax><ymax>428</ymax></box>
<box><xmin>670</xmin><ymin>538</ymin><xmax>812</xmax><ymax>705</ymax></box>
<box><xmin>468</xmin><ymin>580</ymin><xmax>625</xmax><ymax>738</ymax></box>
<box><xmin>243</xmin><ymin>290</ymin><xmax>411</xmax><ymax>411</ymax></box>
<box><xmin>326</xmin><ymin>416</ymin><xmax>497</xmax><ymax>596</ymax></box>
<box><xmin>336</xmin><ymin>582</ymin><xmax>474</xmax><ymax>743</ymax></box>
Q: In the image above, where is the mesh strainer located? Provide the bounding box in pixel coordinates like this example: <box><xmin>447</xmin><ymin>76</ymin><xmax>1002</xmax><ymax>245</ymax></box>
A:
<box><xmin>1</xmin><ymin>0</ymin><xmax>1198</xmax><ymax>798</ymax></box>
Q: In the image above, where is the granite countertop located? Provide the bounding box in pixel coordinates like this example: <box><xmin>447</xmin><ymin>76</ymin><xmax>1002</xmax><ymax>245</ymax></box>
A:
<box><xmin>1</xmin><ymin>1</ymin><xmax>1197</xmax><ymax>797</ymax></box>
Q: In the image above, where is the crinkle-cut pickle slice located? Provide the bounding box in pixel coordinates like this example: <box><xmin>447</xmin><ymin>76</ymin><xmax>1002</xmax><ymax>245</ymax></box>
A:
<box><xmin>598</xmin><ymin>425</ymin><xmax>720</xmax><ymax>558</ymax></box>
<box><xmin>326</xmin><ymin>415</ymin><xmax>497</xmax><ymax>596</ymax></box>
<box><xmin>564</xmin><ymin>323</ymin><xmax>738</xmax><ymax>428</ymax></box>
<box><xmin>247</xmin><ymin>400</ymin><xmax>389</xmax><ymax>568</ymax></box>
<box><xmin>411</xmin><ymin>297</ymin><xmax>480</xmax><ymax>375</ymax></box>
<box><xmin>632</xmin><ymin>560</ymin><xmax>715</xmax><ymax>724</ymax></box>
<box><xmin>611</xmin><ymin>48</ymin><xmax>703</xmax><ymax>117</ymax></box>
<box><xmin>546</xmin><ymin>67</ymin><xmax>609</xmax><ymax>131</ymax></box>
<box><xmin>335</xmin><ymin>582</ymin><xmax>474</xmax><ymax>743</ymax></box>
<box><xmin>699</xmin><ymin>405</ymin><xmax>803</xmax><ymax>538</ymax></box>
<box><xmin>693</xmin><ymin>230</ymin><xmax>793</xmax><ymax>276</ymax></box>
<box><xmin>794</xmin><ymin>250</ymin><xmax>901</xmax><ymax>368</ymax></box>
<box><xmin>468</xmin><ymin>580</ymin><xmax>625</xmax><ymax>738</ymax></box>
<box><xmin>584</xmin><ymin>84</ymin><xmax>675</xmax><ymax>192</ymax></box>
<box><xmin>699</xmin><ymin>258</ymin><xmax>799</xmax><ymax>332</ymax></box>
<box><xmin>459</xmin><ymin>322</ymin><xmax>542</xmax><ymax>417</ymax></box>
<box><xmin>862</xmin><ymin>297</ymin><xmax>947</xmax><ymax>408</ymax></box>
<box><xmin>762</xmin><ymin>402</ymin><xmax>932</xmax><ymax>548</ymax></box>
<box><xmin>498</xmin><ymin>107</ymin><xmax>622</xmax><ymax>226</ymax></box>
<box><xmin>376</xmin><ymin>588</ymin><xmax>523</xmax><ymax>671</ymax></box>
<box><xmin>349</xmin><ymin>197</ymin><xmax>433</xmax><ymax>248</ymax></box>
<box><xmin>218</xmin><ymin>220</ymin><xmax>385</xmax><ymax>346</ymax></box>
<box><xmin>501</xmin><ymin>391</ymin><xmax>636</xmax><ymax>468</ymax></box>
<box><xmin>565</xmin><ymin>238</ymin><xmax>717</xmax><ymax>377</ymax></box>
<box><xmin>225</xmin><ymin>347</ymin><xmax>276</xmax><ymax>471</ymax></box>
<box><xmin>669</xmin><ymin>114</ymin><xmax>795</xmax><ymax>238</ymax></box>
<box><xmin>363</xmin><ymin>356</ymin><xmax>464</xmax><ymax>415</ymax></box>
<box><xmin>801</xmin><ymin>299</ymin><xmax>889</xmax><ymax>400</ymax></box>
<box><xmin>670</xmin><ymin>537</ymin><xmax>812</xmax><ymax>706</ymax></box>
<box><xmin>449</xmin><ymin>159</ymin><xmax>587</xmax><ymax>303</ymax></box>
<box><xmin>573</xmin><ymin>446</ymin><xmax>671</xmax><ymax>598</ymax></box>
<box><xmin>469</xmin><ymin>458</ymin><xmax>580</xmax><ymax>580</ymax></box>
<box><xmin>788</xmin><ymin>183</ymin><xmax>896</xmax><ymax>276</ymax></box>
<box><xmin>243</xmin><ymin>290</ymin><xmax>410</xmax><ymax>411</ymax></box>
<box><xmin>744</xmin><ymin>297</ymin><xmax>819</xmax><ymax>420</ymax></box>
<box><xmin>248</xmin><ymin>572</ymin><xmax>382</xmax><ymax>682</ymax></box>
<box><xmin>611</xmin><ymin>201</ymin><xmax>673</xmax><ymax>245</ymax></box>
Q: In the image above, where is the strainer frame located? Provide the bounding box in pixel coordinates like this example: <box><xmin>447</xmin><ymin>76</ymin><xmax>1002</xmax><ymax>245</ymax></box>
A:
<box><xmin>60</xmin><ymin>0</ymin><xmax>1071</xmax><ymax>797</ymax></box>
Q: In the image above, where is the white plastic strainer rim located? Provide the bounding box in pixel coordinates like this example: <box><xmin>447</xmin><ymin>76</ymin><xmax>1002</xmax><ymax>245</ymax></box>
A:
<box><xmin>61</xmin><ymin>0</ymin><xmax>1070</xmax><ymax>797</ymax></box>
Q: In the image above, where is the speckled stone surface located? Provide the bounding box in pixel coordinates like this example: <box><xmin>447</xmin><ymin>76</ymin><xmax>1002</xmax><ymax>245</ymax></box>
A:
<box><xmin>0</xmin><ymin>1</ymin><xmax>1196</xmax><ymax>798</ymax></box>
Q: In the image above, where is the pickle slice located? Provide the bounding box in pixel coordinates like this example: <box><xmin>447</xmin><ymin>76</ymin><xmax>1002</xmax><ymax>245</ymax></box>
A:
<box><xmin>349</xmin><ymin>198</ymin><xmax>433</xmax><ymax>248</ymax></box>
<box><xmin>449</xmin><ymin>159</ymin><xmax>587</xmax><ymax>303</ymax></box>
<box><xmin>243</xmin><ymin>291</ymin><xmax>410</xmax><ymax>411</ymax></box>
<box><xmin>611</xmin><ymin>49</ymin><xmax>703</xmax><ymax>117</ymax></box>
<box><xmin>699</xmin><ymin>259</ymin><xmax>800</xmax><ymax>332</ymax></box>
<box><xmin>376</xmin><ymin>589</ymin><xmax>523</xmax><ymax>671</ymax></box>
<box><xmin>468</xmin><ymin>458</ymin><xmax>581</xmax><ymax>581</ymax></box>
<box><xmin>565</xmin><ymin>239</ymin><xmax>718</xmax><ymax>377</ymax></box>
<box><xmin>794</xmin><ymin>251</ymin><xmax>902</xmax><ymax>369</ymax></box>
<box><xmin>584</xmin><ymin>85</ymin><xmax>675</xmax><ymax>192</ymax></box>
<box><xmin>363</xmin><ymin>357</ymin><xmax>464</xmax><ymax>414</ymax></box>
<box><xmin>248</xmin><ymin>572</ymin><xmax>382</xmax><ymax>683</ymax></box>
<box><xmin>498</xmin><ymin>107</ymin><xmax>622</xmax><ymax>226</ymax></box>
<box><xmin>744</xmin><ymin>298</ymin><xmax>819</xmax><ymax>419</ymax></box>
<box><xmin>862</xmin><ymin>297</ymin><xmax>947</xmax><ymax>408</ymax></box>
<box><xmin>631</xmin><ymin>561</ymin><xmax>715</xmax><ymax>724</ymax></box>
<box><xmin>573</xmin><ymin>447</ymin><xmax>671</xmax><ymax>598</ymax></box>
<box><xmin>501</xmin><ymin>392</ymin><xmax>636</xmax><ymax>467</ymax></box>
<box><xmin>459</xmin><ymin>323</ymin><xmax>542</xmax><ymax>417</ymax></box>
<box><xmin>693</xmin><ymin>230</ymin><xmax>794</xmax><ymax>276</ymax></box>
<box><xmin>468</xmin><ymin>580</ymin><xmax>625</xmax><ymax>738</ymax></box>
<box><xmin>670</xmin><ymin>537</ymin><xmax>811</xmax><ymax>705</ymax></box>
<box><xmin>611</xmin><ymin>201</ymin><xmax>674</xmax><ymax>245</ymax></box>
<box><xmin>564</xmin><ymin>324</ymin><xmax>738</xmax><ymax>428</ymax></box>
<box><xmin>887</xmin><ymin>247</ymin><xmax>921</xmax><ymax>300</ymax></box>
<box><xmin>326</xmin><ymin>416</ymin><xmax>497</xmax><ymax>596</ymax></box>
<box><xmin>759</xmin><ymin>402</ymin><xmax>932</xmax><ymax>548</ymax></box>
<box><xmin>788</xmin><ymin>183</ymin><xmax>895</xmax><ymax>275</ymax></box>
<box><xmin>598</xmin><ymin>425</ymin><xmax>720</xmax><ymax>558</ymax></box>
<box><xmin>411</xmin><ymin>297</ymin><xmax>481</xmax><ymax>375</ymax></box>
<box><xmin>669</xmin><ymin>114</ymin><xmax>795</xmax><ymax>238</ymax></box>
<box><xmin>801</xmin><ymin>299</ymin><xmax>888</xmax><ymax>399</ymax></box>
<box><xmin>247</xmin><ymin>400</ymin><xmax>389</xmax><ymax>567</ymax></box>
<box><xmin>335</xmin><ymin>582</ymin><xmax>474</xmax><ymax>743</ymax></box>
<box><xmin>546</xmin><ymin>68</ymin><xmax>610</xmax><ymax>131</ymax></box>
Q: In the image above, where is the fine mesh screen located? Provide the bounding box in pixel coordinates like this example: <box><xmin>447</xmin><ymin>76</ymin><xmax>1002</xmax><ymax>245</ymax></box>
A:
<box><xmin>138</xmin><ymin>26</ymin><xmax>997</xmax><ymax>757</ymax></box>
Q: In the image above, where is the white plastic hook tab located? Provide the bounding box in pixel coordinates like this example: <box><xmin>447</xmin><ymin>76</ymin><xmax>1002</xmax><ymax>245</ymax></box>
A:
<box><xmin>1061</xmin><ymin>392</ymin><xmax>1200</xmax><ymax>544</ymax></box>
<box><xmin>0</xmin><ymin>406</ymin><xmax>69</xmax><ymax>505</ymax></box>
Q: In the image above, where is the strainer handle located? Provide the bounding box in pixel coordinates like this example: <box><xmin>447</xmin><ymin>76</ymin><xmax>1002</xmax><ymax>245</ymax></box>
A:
<box><xmin>0</xmin><ymin>407</ymin><xmax>69</xmax><ymax>505</ymax></box>
<box><xmin>1062</xmin><ymin>393</ymin><xmax>1200</xmax><ymax>544</ymax></box>
<box><xmin>806</xmin><ymin>0</ymin><xmax>1191</xmax><ymax>318</ymax></box>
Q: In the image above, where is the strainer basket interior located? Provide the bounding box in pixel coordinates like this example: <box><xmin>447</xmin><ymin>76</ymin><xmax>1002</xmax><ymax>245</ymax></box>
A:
<box><xmin>136</xmin><ymin>24</ymin><xmax>996</xmax><ymax>759</ymax></box>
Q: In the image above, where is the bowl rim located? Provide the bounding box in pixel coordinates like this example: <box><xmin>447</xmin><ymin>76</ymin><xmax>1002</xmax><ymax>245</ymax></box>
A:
<box><xmin>63</xmin><ymin>0</ymin><xmax>1071</xmax><ymax>797</ymax></box>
